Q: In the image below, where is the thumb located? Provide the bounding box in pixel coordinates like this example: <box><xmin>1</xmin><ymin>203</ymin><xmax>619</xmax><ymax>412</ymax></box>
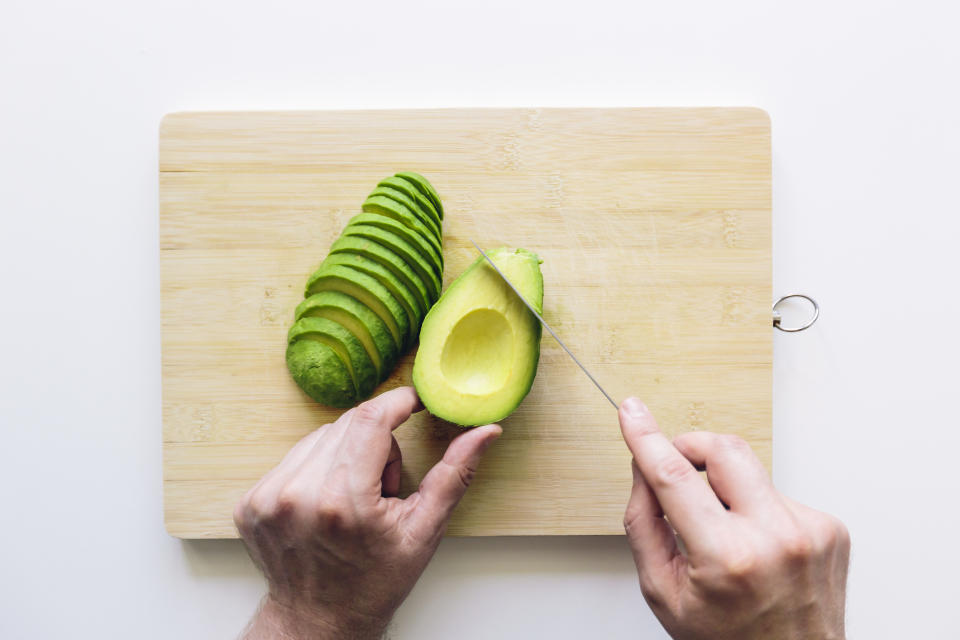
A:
<box><xmin>408</xmin><ymin>424</ymin><xmax>502</xmax><ymax>539</ymax></box>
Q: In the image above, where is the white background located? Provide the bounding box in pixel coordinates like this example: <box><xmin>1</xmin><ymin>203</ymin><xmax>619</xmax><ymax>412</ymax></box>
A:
<box><xmin>2</xmin><ymin>1</ymin><xmax>959</xmax><ymax>637</ymax></box>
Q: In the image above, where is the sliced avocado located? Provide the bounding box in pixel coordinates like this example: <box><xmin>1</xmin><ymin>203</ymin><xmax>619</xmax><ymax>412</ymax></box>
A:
<box><xmin>295</xmin><ymin>291</ymin><xmax>398</xmax><ymax>382</ymax></box>
<box><xmin>288</xmin><ymin>316</ymin><xmax>378</xmax><ymax>398</ymax></box>
<box><xmin>320</xmin><ymin>253</ymin><xmax>423</xmax><ymax>344</ymax></box>
<box><xmin>378</xmin><ymin>176</ymin><xmax>442</xmax><ymax>231</ymax></box>
<box><xmin>413</xmin><ymin>248</ymin><xmax>543</xmax><ymax>426</ymax></box>
<box><xmin>285</xmin><ymin>339</ymin><xmax>355</xmax><ymax>408</ymax></box>
<box><xmin>346</xmin><ymin>213</ymin><xmax>443</xmax><ymax>277</ymax></box>
<box><xmin>305</xmin><ymin>264</ymin><xmax>409</xmax><ymax>351</ymax></box>
<box><xmin>328</xmin><ymin>236</ymin><xmax>432</xmax><ymax>313</ymax></box>
<box><xmin>362</xmin><ymin>195</ymin><xmax>443</xmax><ymax>259</ymax></box>
<box><xmin>368</xmin><ymin>184</ymin><xmax>442</xmax><ymax>241</ymax></box>
<box><xmin>395</xmin><ymin>171</ymin><xmax>443</xmax><ymax>220</ymax></box>
<box><xmin>336</xmin><ymin>226</ymin><xmax>441</xmax><ymax>303</ymax></box>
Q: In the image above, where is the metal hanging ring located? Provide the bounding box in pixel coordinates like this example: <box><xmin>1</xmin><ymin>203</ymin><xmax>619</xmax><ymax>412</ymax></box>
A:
<box><xmin>772</xmin><ymin>294</ymin><xmax>819</xmax><ymax>332</ymax></box>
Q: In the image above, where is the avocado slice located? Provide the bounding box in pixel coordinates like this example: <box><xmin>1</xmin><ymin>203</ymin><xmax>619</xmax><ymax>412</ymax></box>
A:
<box><xmin>295</xmin><ymin>291</ymin><xmax>398</xmax><ymax>382</ymax></box>
<box><xmin>320</xmin><ymin>253</ymin><xmax>423</xmax><ymax>344</ymax></box>
<box><xmin>338</xmin><ymin>224</ymin><xmax>441</xmax><ymax>302</ymax></box>
<box><xmin>345</xmin><ymin>213</ymin><xmax>443</xmax><ymax>277</ymax></box>
<box><xmin>378</xmin><ymin>176</ymin><xmax>442</xmax><ymax>231</ymax></box>
<box><xmin>288</xmin><ymin>316</ymin><xmax>378</xmax><ymax>398</ymax></box>
<box><xmin>362</xmin><ymin>195</ymin><xmax>443</xmax><ymax>259</ymax></box>
<box><xmin>413</xmin><ymin>247</ymin><xmax>543</xmax><ymax>426</ymax></box>
<box><xmin>368</xmin><ymin>184</ymin><xmax>442</xmax><ymax>241</ymax></box>
<box><xmin>395</xmin><ymin>172</ymin><xmax>443</xmax><ymax>220</ymax></box>
<box><xmin>285</xmin><ymin>338</ymin><xmax>355</xmax><ymax>408</ymax></box>
<box><xmin>305</xmin><ymin>264</ymin><xmax>409</xmax><ymax>351</ymax></box>
<box><xmin>328</xmin><ymin>235</ymin><xmax>432</xmax><ymax>313</ymax></box>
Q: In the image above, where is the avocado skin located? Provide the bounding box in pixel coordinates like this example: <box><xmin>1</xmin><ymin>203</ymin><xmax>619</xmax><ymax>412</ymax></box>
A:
<box><xmin>305</xmin><ymin>263</ymin><xmax>409</xmax><ymax>352</ymax></box>
<box><xmin>362</xmin><ymin>195</ymin><xmax>442</xmax><ymax>259</ymax></box>
<box><xmin>296</xmin><ymin>291</ymin><xmax>399</xmax><ymax>380</ymax></box>
<box><xmin>319</xmin><ymin>253</ymin><xmax>424</xmax><ymax>345</ymax></box>
<box><xmin>367</xmin><ymin>185</ymin><xmax>442</xmax><ymax>242</ymax></box>
<box><xmin>328</xmin><ymin>235</ymin><xmax>433</xmax><ymax>313</ymax></box>
<box><xmin>344</xmin><ymin>214</ymin><xmax>443</xmax><ymax>279</ymax></box>
<box><xmin>395</xmin><ymin>172</ymin><xmax>444</xmax><ymax>220</ymax></box>
<box><xmin>378</xmin><ymin>176</ymin><xmax>442</xmax><ymax>231</ymax></box>
<box><xmin>288</xmin><ymin>316</ymin><xmax>378</xmax><ymax>398</ymax></box>
<box><xmin>285</xmin><ymin>339</ymin><xmax>356</xmax><ymax>408</ymax></box>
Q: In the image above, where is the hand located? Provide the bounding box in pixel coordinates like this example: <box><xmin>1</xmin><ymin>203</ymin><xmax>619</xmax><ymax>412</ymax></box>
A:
<box><xmin>234</xmin><ymin>386</ymin><xmax>502</xmax><ymax>640</ymax></box>
<box><xmin>618</xmin><ymin>397</ymin><xmax>850</xmax><ymax>640</ymax></box>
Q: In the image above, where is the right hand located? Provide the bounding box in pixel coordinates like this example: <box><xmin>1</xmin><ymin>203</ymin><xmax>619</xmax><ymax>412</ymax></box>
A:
<box><xmin>618</xmin><ymin>397</ymin><xmax>850</xmax><ymax>640</ymax></box>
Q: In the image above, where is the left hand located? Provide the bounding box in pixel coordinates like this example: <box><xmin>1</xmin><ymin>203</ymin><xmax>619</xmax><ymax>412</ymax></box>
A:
<box><xmin>234</xmin><ymin>386</ymin><xmax>502</xmax><ymax>640</ymax></box>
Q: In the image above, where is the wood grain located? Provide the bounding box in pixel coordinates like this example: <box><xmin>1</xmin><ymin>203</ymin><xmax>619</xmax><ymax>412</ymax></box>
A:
<box><xmin>160</xmin><ymin>108</ymin><xmax>771</xmax><ymax>538</ymax></box>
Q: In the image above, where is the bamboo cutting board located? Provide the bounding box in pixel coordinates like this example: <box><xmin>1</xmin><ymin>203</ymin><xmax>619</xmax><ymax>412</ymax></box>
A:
<box><xmin>161</xmin><ymin>108</ymin><xmax>771</xmax><ymax>538</ymax></box>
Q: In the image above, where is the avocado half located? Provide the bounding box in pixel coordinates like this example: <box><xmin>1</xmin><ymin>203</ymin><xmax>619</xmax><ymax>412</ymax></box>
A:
<box><xmin>413</xmin><ymin>248</ymin><xmax>544</xmax><ymax>426</ymax></box>
<box><xmin>286</xmin><ymin>173</ymin><xmax>444</xmax><ymax>407</ymax></box>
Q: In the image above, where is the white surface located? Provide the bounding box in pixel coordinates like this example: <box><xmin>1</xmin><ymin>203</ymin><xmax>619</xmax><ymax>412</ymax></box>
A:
<box><xmin>2</xmin><ymin>0</ymin><xmax>959</xmax><ymax>637</ymax></box>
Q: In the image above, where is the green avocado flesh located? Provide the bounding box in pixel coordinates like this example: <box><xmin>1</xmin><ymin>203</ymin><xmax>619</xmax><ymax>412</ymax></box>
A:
<box><xmin>395</xmin><ymin>172</ymin><xmax>443</xmax><ymax>220</ymax></box>
<box><xmin>288</xmin><ymin>317</ymin><xmax>378</xmax><ymax>398</ymax></box>
<box><xmin>328</xmin><ymin>235</ymin><xmax>432</xmax><ymax>313</ymax></box>
<box><xmin>295</xmin><ymin>291</ymin><xmax>398</xmax><ymax>381</ymax></box>
<box><xmin>362</xmin><ymin>195</ymin><xmax>443</xmax><ymax>259</ymax></box>
<box><xmin>286</xmin><ymin>172</ymin><xmax>444</xmax><ymax>408</ymax></box>
<box><xmin>320</xmin><ymin>253</ymin><xmax>423</xmax><ymax>343</ymax></box>
<box><xmin>336</xmin><ymin>226</ymin><xmax>441</xmax><ymax>302</ymax></box>
<box><xmin>378</xmin><ymin>177</ymin><xmax>442</xmax><ymax>230</ymax></box>
<box><xmin>286</xmin><ymin>339</ymin><xmax>355</xmax><ymax>408</ymax></box>
<box><xmin>413</xmin><ymin>248</ymin><xmax>543</xmax><ymax>426</ymax></box>
<box><xmin>344</xmin><ymin>214</ymin><xmax>443</xmax><ymax>277</ymax></box>
<box><xmin>368</xmin><ymin>184</ymin><xmax>442</xmax><ymax>241</ymax></box>
<box><xmin>306</xmin><ymin>264</ymin><xmax>409</xmax><ymax>351</ymax></box>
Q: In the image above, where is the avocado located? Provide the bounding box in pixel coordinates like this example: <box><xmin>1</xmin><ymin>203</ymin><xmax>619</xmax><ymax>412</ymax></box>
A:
<box><xmin>285</xmin><ymin>337</ymin><xmax>356</xmax><ymax>408</ymax></box>
<box><xmin>413</xmin><ymin>248</ymin><xmax>543</xmax><ymax>426</ymax></box>
<box><xmin>362</xmin><ymin>195</ymin><xmax>443</xmax><ymax>259</ymax></box>
<box><xmin>328</xmin><ymin>236</ymin><xmax>432</xmax><ymax>313</ymax></box>
<box><xmin>287</xmin><ymin>172</ymin><xmax>445</xmax><ymax>409</ymax></box>
<box><xmin>305</xmin><ymin>264</ymin><xmax>409</xmax><ymax>351</ymax></box>
<box><xmin>334</xmin><ymin>227</ymin><xmax>441</xmax><ymax>303</ymax></box>
<box><xmin>295</xmin><ymin>291</ymin><xmax>398</xmax><ymax>381</ymax></box>
<box><xmin>344</xmin><ymin>214</ymin><xmax>443</xmax><ymax>278</ymax></box>
<box><xmin>288</xmin><ymin>316</ymin><xmax>378</xmax><ymax>398</ymax></box>
<box><xmin>395</xmin><ymin>172</ymin><xmax>443</xmax><ymax>220</ymax></box>
<box><xmin>369</xmin><ymin>184</ymin><xmax>442</xmax><ymax>240</ymax></box>
<box><xmin>378</xmin><ymin>176</ymin><xmax>442</xmax><ymax>231</ymax></box>
<box><xmin>320</xmin><ymin>253</ymin><xmax>423</xmax><ymax>344</ymax></box>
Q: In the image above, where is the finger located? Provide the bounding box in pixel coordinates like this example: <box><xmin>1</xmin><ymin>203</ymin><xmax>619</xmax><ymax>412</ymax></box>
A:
<box><xmin>381</xmin><ymin>436</ymin><xmax>402</xmax><ymax>497</ymax></box>
<box><xmin>672</xmin><ymin>431</ymin><xmax>776</xmax><ymax>515</ymax></box>
<box><xmin>408</xmin><ymin>424</ymin><xmax>502</xmax><ymax>539</ymax></box>
<box><xmin>341</xmin><ymin>387</ymin><xmax>423</xmax><ymax>490</ymax></box>
<box><xmin>624</xmin><ymin>460</ymin><xmax>682</xmax><ymax>594</ymax></box>
<box><xmin>619</xmin><ymin>397</ymin><xmax>726</xmax><ymax>552</ymax></box>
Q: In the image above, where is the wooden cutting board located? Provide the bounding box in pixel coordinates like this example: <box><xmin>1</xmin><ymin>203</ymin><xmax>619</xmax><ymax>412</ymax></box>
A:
<box><xmin>161</xmin><ymin>108</ymin><xmax>771</xmax><ymax>538</ymax></box>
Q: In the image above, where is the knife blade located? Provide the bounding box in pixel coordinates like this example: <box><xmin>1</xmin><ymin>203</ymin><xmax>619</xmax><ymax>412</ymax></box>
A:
<box><xmin>470</xmin><ymin>240</ymin><xmax>619</xmax><ymax>410</ymax></box>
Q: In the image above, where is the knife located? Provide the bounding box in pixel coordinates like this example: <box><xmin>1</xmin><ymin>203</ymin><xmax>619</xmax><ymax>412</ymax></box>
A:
<box><xmin>470</xmin><ymin>240</ymin><xmax>619</xmax><ymax>410</ymax></box>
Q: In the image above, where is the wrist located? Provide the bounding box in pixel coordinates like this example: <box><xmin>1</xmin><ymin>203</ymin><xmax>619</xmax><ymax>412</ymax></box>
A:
<box><xmin>245</xmin><ymin>596</ymin><xmax>389</xmax><ymax>640</ymax></box>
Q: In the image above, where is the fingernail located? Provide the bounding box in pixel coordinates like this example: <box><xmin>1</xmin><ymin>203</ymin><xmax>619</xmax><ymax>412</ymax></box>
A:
<box><xmin>622</xmin><ymin>397</ymin><xmax>648</xmax><ymax>418</ymax></box>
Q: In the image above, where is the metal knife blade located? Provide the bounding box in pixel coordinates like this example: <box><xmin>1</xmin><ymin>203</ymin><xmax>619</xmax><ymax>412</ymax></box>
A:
<box><xmin>470</xmin><ymin>240</ymin><xmax>619</xmax><ymax>410</ymax></box>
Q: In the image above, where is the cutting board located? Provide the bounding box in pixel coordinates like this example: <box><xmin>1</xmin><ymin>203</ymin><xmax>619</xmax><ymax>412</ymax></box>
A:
<box><xmin>161</xmin><ymin>108</ymin><xmax>771</xmax><ymax>538</ymax></box>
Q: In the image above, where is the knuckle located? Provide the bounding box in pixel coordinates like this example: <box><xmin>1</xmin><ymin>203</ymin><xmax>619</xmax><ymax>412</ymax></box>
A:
<box><xmin>650</xmin><ymin>456</ymin><xmax>695</xmax><ymax>489</ymax></box>
<box><xmin>721</xmin><ymin>434</ymin><xmax>751</xmax><ymax>454</ymax></box>
<box><xmin>352</xmin><ymin>401</ymin><xmax>384</xmax><ymax>426</ymax></box>
<box><xmin>721</xmin><ymin>548</ymin><xmax>758</xmax><ymax>580</ymax></box>
<box><xmin>780</xmin><ymin>530</ymin><xmax>815</xmax><ymax>563</ymax></box>
<box><xmin>456</xmin><ymin>464</ymin><xmax>476</xmax><ymax>489</ymax></box>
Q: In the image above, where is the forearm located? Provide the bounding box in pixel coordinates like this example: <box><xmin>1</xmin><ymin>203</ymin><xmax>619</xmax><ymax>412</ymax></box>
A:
<box><xmin>240</xmin><ymin>596</ymin><xmax>387</xmax><ymax>640</ymax></box>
